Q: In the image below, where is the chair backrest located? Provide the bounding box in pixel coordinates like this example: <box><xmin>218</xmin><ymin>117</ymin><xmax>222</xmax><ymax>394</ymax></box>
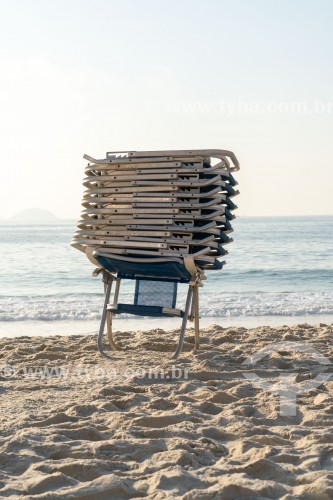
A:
<box><xmin>134</xmin><ymin>279</ymin><xmax>177</xmax><ymax>308</ymax></box>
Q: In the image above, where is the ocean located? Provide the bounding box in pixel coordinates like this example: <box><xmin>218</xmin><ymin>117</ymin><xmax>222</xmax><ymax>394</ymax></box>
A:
<box><xmin>1</xmin><ymin>216</ymin><xmax>332</xmax><ymax>337</ymax></box>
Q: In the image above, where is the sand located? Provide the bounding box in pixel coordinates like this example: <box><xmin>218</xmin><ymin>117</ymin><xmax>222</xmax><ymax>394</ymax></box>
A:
<box><xmin>0</xmin><ymin>323</ymin><xmax>332</xmax><ymax>499</ymax></box>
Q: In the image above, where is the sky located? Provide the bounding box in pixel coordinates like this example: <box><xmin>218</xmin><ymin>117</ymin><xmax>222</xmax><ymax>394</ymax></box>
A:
<box><xmin>0</xmin><ymin>0</ymin><xmax>332</xmax><ymax>218</ymax></box>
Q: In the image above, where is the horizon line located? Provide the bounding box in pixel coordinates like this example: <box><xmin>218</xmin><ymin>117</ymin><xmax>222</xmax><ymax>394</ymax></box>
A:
<box><xmin>1</xmin><ymin>214</ymin><xmax>333</xmax><ymax>223</ymax></box>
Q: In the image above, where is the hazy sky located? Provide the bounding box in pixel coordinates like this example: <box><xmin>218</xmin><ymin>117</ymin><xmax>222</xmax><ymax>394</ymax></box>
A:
<box><xmin>1</xmin><ymin>0</ymin><xmax>332</xmax><ymax>218</ymax></box>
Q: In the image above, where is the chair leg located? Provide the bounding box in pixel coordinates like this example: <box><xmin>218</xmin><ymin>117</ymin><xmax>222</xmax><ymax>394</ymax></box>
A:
<box><xmin>194</xmin><ymin>285</ymin><xmax>200</xmax><ymax>350</ymax></box>
<box><xmin>97</xmin><ymin>278</ymin><xmax>113</xmax><ymax>358</ymax></box>
<box><xmin>189</xmin><ymin>286</ymin><xmax>195</xmax><ymax>322</ymax></box>
<box><xmin>106</xmin><ymin>310</ymin><xmax>119</xmax><ymax>351</ymax></box>
<box><xmin>107</xmin><ymin>277</ymin><xmax>121</xmax><ymax>350</ymax></box>
<box><xmin>172</xmin><ymin>286</ymin><xmax>193</xmax><ymax>359</ymax></box>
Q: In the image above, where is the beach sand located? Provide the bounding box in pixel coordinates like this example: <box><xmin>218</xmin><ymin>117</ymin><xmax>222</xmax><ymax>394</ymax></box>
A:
<box><xmin>0</xmin><ymin>323</ymin><xmax>332</xmax><ymax>499</ymax></box>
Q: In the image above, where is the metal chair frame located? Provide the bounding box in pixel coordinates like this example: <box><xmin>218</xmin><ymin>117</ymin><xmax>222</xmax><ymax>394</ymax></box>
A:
<box><xmin>97</xmin><ymin>269</ymin><xmax>200</xmax><ymax>359</ymax></box>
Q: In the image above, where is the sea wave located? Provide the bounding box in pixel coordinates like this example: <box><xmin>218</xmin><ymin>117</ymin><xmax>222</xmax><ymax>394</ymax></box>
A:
<box><xmin>1</xmin><ymin>291</ymin><xmax>333</xmax><ymax>321</ymax></box>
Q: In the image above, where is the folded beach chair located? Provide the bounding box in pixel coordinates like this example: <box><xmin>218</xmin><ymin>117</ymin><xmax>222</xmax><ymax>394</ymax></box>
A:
<box><xmin>72</xmin><ymin>149</ymin><xmax>239</xmax><ymax>358</ymax></box>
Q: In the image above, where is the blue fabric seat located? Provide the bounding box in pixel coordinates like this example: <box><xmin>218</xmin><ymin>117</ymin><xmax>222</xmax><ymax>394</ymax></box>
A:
<box><xmin>109</xmin><ymin>304</ymin><xmax>183</xmax><ymax>317</ymax></box>
<box><xmin>95</xmin><ymin>256</ymin><xmax>192</xmax><ymax>282</ymax></box>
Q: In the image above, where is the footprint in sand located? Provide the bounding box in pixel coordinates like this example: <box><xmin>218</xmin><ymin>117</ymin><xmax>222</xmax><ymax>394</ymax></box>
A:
<box><xmin>23</xmin><ymin>472</ymin><xmax>77</xmax><ymax>496</ymax></box>
<box><xmin>132</xmin><ymin>414</ymin><xmax>190</xmax><ymax>428</ymax></box>
<box><xmin>30</xmin><ymin>413</ymin><xmax>78</xmax><ymax>427</ymax></box>
<box><xmin>56</xmin><ymin>427</ymin><xmax>105</xmax><ymax>442</ymax></box>
<box><xmin>209</xmin><ymin>391</ymin><xmax>239</xmax><ymax>404</ymax></box>
<box><xmin>32</xmin><ymin>351</ymin><xmax>67</xmax><ymax>361</ymax></box>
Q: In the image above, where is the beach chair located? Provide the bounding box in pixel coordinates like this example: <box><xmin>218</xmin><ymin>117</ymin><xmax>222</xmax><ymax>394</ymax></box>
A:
<box><xmin>93</xmin><ymin>255</ymin><xmax>204</xmax><ymax>358</ymax></box>
<box><xmin>72</xmin><ymin>149</ymin><xmax>239</xmax><ymax>358</ymax></box>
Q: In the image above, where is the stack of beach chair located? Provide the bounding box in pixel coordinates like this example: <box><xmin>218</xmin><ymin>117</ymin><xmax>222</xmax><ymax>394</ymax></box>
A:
<box><xmin>72</xmin><ymin>149</ymin><xmax>239</xmax><ymax>359</ymax></box>
<box><xmin>72</xmin><ymin>149</ymin><xmax>239</xmax><ymax>271</ymax></box>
